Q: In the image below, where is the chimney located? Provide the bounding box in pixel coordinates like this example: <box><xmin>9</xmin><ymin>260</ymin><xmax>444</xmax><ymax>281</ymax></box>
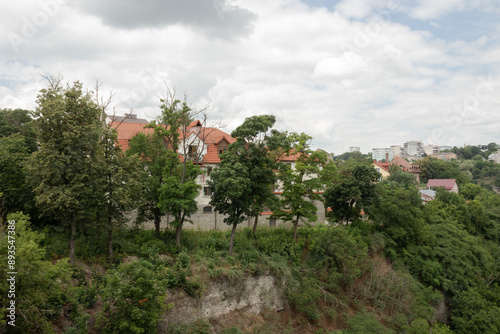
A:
<box><xmin>386</xmin><ymin>152</ymin><xmax>389</xmax><ymax>162</ymax></box>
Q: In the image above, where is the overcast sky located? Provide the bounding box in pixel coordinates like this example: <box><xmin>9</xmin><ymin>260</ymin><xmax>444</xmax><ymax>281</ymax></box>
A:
<box><xmin>1</xmin><ymin>0</ymin><xmax>499</xmax><ymax>154</ymax></box>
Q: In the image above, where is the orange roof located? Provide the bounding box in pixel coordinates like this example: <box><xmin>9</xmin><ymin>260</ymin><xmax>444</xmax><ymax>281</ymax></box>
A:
<box><xmin>390</xmin><ymin>157</ymin><xmax>421</xmax><ymax>173</ymax></box>
<box><xmin>373</xmin><ymin>160</ymin><xmax>390</xmax><ymax>172</ymax></box>
<box><xmin>277</xmin><ymin>149</ymin><xmax>304</xmax><ymax>162</ymax></box>
<box><xmin>110</xmin><ymin>121</ymin><xmax>154</xmax><ymax>150</ymax></box>
<box><xmin>111</xmin><ymin>117</ymin><xmax>236</xmax><ymax>164</ymax></box>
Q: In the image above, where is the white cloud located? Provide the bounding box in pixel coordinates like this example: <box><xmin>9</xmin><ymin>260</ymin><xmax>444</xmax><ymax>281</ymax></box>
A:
<box><xmin>0</xmin><ymin>0</ymin><xmax>498</xmax><ymax>154</ymax></box>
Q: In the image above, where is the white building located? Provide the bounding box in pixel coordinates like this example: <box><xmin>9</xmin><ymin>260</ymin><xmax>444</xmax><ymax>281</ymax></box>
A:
<box><xmin>372</xmin><ymin>147</ymin><xmax>393</xmax><ymax>162</ymax></box>
<box><xmin>424</xmin><ymin>145</ymin><xmax>439</xmax><ymax>155</ymax></box>
<box><xmin>391</xmin><ymin>145</ymin><xmax>402</xmax><ymax>158</ymax></box>
<box><xmin>489</xmin><ymin>153</ymin><xmax>500</xmax><ymax>163</ymax></box>
<box><xmin>404</xmin><ymin>140</ymin><xmax>424</xmax><ymax>160</ymax></box>
<box><xmin>349</xmin><ymin>146</ymin><xmax>360</xmax><ymax>152</ymax></box>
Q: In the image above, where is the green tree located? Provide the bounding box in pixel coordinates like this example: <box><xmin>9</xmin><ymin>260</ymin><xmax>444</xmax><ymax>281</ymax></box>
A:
<box><xmin>154</xmin><ymin>91</ymin><xmax>206</xmax><ymax>248</ymax></box>
<box><xmin>208</xmin><ymin>152</ymin><xmax>252</xmax><ymax>255</ymax></box>
<box><xmin>0</xmin><ymin>108</ymin><xmax>37</xmax><ymax>152</ymax></box>
<box><xmin>0</xmin><ymin>212</ymin><xmax>73</xmax><ymax>333</ymax></box>
<box><xmin>96</xmin><ymin>120</ymin><xmax>143</xmax><ymax>260</ymax></box>
<box><xmin>418</xmin><ymin>157</ymin><xmax>470</xmax><ymax>185</ymax></box>
<box><xmin>26</xmin><ymin>78</ymin><xmax>103</xmax><ymax>264</ymax></box>
<box><xmin>229</xmin><ymin>115</ymin><xmax>279</xmax><ymax>235</ymax></box>
<box><xmin>370</xmin><ymin>182</ymin><xmax>426</xmax><ymax>252</ymax></box>
<box><xmin>127</xmin><ymin>131</ymin><xmax>169</xmax><ymax>236</ymax></box>
<box><xmin>97</xmin><ymin>259</ymin><xmax>168</xmax><ymax>333</ymax></box>
<box><xmin>460</xmin><ymin>183</ymin><xmax>482</xmax><ymax>201</ymax></box>
<box><xmin>158</xmin><ymin>150</ymin><xmax>201</xmax><ymax>246</ymax></box>
<box><xmin>272</xmin><ymin>132</ymin><xmax>328</xmax><ymax>241</ymax></box>
<box><xmin>386</xmin><ymin>165</ymin><xmax>417</xmax><ymax>189</ymax></box>
<box><xmin>0</xmin><ymin>134</ymin><xmax>33</xmax><ymax>216</ymax></box>
<box><xmin>325</xmin><ymin>163</ymin><xmax>380</xmax><ymax>225</ymax></box>
<box><xmin>450</xmin><ymin>288</ymin><xmax>500</xmax><ymax>334</ymax></box>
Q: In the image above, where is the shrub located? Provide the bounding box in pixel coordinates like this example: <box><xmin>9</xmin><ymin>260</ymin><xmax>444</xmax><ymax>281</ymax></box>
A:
<box><xmin>96</xmin><ymin>259</ymin><xmax>169</xmax><ymax>333</ymax></box>
<box><xmin>0</xmin><ymin>212</ymin><xmax>73</xmax><ymax>333</ymax></box>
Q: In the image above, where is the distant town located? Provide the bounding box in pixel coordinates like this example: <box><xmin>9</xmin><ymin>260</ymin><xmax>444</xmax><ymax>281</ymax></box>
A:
<box><xmin>347</xmin><ymin>141</ymin><xmax>500</xmax><ymax>163</ymax></box>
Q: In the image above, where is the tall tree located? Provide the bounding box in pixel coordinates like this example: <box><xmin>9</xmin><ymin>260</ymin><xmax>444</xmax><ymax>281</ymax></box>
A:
<box><xmin>26</xmin><ymin>78</ymin><xmax>102</xmax><ymax>264</ymax></box>
<box><xmin>229</xmin><ymin>115</ymin><xmax>279</xmax><ymax>235</ymax></box>
<box><xmin>95</xmin><ymin>111</ymin><xmax>143</xmax><ymax>259</ymax></box>
<box><xmin>324</xmin><ymin>162</ymin><xmax>380</xmax><ymax>225</ymax></box>
<box><xmin>0</xmin><ymin>108</ymin><xmax>37</xmax><ymax>152</ymax></box>
<box><xmin>272</xmin><ymin>132</ymin><xmax>329</xmax><ymax>241</ymax></box>
<box><xmin>127</xmin><ymin>131</ymin><xmax>169</xmax><ymax>236</ymax></box>
<box><xmin>154</xmin><ymin>89</ymin><xmax>208</xmax><ymax>247</ymax></box>
<box><xmin>208</xmin><ymin>151</ymin><xmax>252</xmax><ymax>255</ymax></box>
<box><xmin>0</xmin><ymin>134</ymin><xmax>33</xmax><ymax>217</ymax></box>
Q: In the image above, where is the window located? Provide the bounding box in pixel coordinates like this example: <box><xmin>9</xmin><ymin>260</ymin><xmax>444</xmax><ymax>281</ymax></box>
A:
<box><xmin>218</xmin><ymin>146</ymin><xmax>227</xmax><ymax>155</ymax></box>
<box><xmin>203</xmin><ymin>186</ymin><xmax>212</xmax><ymax>196</ymax></box>
<box><xmin>203</xmin><ymin>206</ymin><xmax>212</xmax><ymax>213</ymax></box>
<box><xmin>206</xmin><ymin>166</ymin><xmax>213</xmax><ymax>176</ymax></box>
<box><xmin>269</xmin><ymin>218</ymin><xmax>276</xmax><ymax>227</ymax></box>
<box><xmin>188</xmin><ymin>145</ymin><xmax>198</xmax><ymax>160</ymax></box>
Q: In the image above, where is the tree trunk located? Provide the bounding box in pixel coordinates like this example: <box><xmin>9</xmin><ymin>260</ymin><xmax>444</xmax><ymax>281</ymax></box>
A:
<box><xmin>176</xmin><ymin>210</ymin><xmax>185</xmax><ymax>249</ymax></box>
<box><xmin>154</xmin><ymin>209</ymin><xmax>161</xmax><ymax>236</ymax></box>
<box><xmin>229</xmin><ymin>222</ymin><xmax>238</xmax><ymax>256</ymax></box>
<box><xmin>293</xmin><ymin>216</ymin><xmax>299</xmax><ymax>242</ymax></box>
<box><xmin>252</xmin><ymin>215</ymin><xmax>259</xmax><ymax>236</ymax></box>
<box><xmin>69</xmin><ymin>217</ymin><xmax>76</xmax><ymax>265</ymax></box>
<box><xmin>176</xmin><ymin>222</ymin><xmax>183</xmax><ymax>249</ymax></box>
<box><xmin>108</xmin><ymin>226</ymin><xmax>113</xmax><ymax>260</ymax></box>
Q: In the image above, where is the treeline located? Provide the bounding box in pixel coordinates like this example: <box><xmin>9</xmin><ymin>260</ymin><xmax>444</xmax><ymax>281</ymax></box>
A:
<box><xmin>0</xmin><ymin>79</ymin><xmax>499</xmax><ymax>333</ymax></box>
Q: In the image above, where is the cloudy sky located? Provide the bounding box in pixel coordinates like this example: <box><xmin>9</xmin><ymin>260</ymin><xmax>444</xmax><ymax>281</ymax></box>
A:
<box><xmin>1</xmin><ymin>0</ymin><xmax>499</xmax><ymax>154</ymax></box>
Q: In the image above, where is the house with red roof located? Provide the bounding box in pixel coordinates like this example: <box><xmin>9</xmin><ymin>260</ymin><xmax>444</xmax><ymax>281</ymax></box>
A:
<box><xmin>372</xmin><ymin>161</ymin><xmax>391</xmax><ymax>180</ymax></box>
<box><xmin>110</xmin><ymin>115</ymin><xmax>239</xmax><ymax>209</ymax></box>
<box><xmin>391</xmin><ymin>157</ymin><xmax>421</xmax><ymax>183</ymax></box>
<box><xmin>427</xmin><ymin>179</ymin><xmax>459</xmax><ymax>193</ymax></box>
<box><xmin>110</xmin><ymin>114</ymin><xmax>328</xmax><ymax>229</ymax></box>
<box><xmin>108</xmin><ymin>114</ymin><xmax>152</xmax><ymax>151</ymax></box>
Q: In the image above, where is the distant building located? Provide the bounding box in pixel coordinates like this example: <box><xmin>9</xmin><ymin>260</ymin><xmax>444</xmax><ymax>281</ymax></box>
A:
<box><xmin>372</xmin><ymin>148</ymin><xmax>393</xmax><ymax>162</ymax></box>
<box><xmin>424</xmin><ymin>145</ymin><xmax>439</xmax><ymax>155</ymax></box>
<box><xmin>430</xmin><ymin>153</ymin><xmax>457</xmax><ymax>161</ymax></box>
<box><xmin>419</xmin><ymin>189</ymin><xmax>436</xmax><ymax>203</ymax></box>
<box><xmin>439</xmin><ymin>146</ymin><xmax>453</xmax><ymax>152</ymax></box>
<box><xmin>489</xmin><ymin>153</ymin><xmax>500</xmax><ymax>163</ymax></box>
<box><xmin>391</xmin><ymin>157</ymin><xmax>421</xmax><ymax>183</ymax></box>
<box><xmin>349</xmin><ymin>146</ymin><xmax>360</xmax><ymax>153</ymax></box>
<box><xmin>427</xmin><ymin>179</ymin><xmax>459</xmax><ymax>193</ymax></box>
<box><xmin>391</xmin><ymin>145</ymin><xmax>402</xmax><ymax>158</ymax></box>
<box><xmin>403</xmin><ymin>140</ymin><xmax>424</xmax><ymax>161</ymax></box>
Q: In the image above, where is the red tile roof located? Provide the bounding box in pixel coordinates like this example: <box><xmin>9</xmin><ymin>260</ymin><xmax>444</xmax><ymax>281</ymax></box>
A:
<box><xmin>427</xmin><ymin>179</ymin><xmax>457</xmax><ymax>190</ymax></box>
<box><xmin>373</xmin><ymin>161</ymin><xmax>390</xmax><ymax>172</ymax></box>
<box><xmin>111</xmin><ymin>118</ymin><xmax>236</xmax><ymax>164</ymax></box>
<box><xmin>390</xmin><ymin>157</ymin><xmax>421</xmax><ymax>173</ymax></box>
<box><xmin>110</xmin><ymin>121</ymin><xmax>154</xmax><ymax>150</ymax></box>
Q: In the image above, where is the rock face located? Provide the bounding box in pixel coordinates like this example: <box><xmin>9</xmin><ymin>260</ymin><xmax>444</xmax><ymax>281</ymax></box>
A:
<box><xmin>160</xmin><ymin>274</ymin><xmax>285</xmax><ymax>327</ymax></box>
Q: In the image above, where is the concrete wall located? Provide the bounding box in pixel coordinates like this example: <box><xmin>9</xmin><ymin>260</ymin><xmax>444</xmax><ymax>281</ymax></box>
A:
<box><xmin>128</xmin><ymin>200</ymin><xmax>327</xmax><ymax>232</ymax></box>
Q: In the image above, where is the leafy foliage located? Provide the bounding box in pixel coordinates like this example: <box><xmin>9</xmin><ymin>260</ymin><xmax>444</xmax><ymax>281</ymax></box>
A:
<box><xmin>0</xmin><ymin>134</ymin><xmax>34</xmax><ymax>215</ymax></box>
<box><xmin>272</xmin><ymin>132</ymin><xmax>329</xmax><ymax>240</ymax></box>
<box><xmin>0</xmin><ymin>212</ymin><xmax>73</xmax><ymax>333</ymax></box>
<box><xmin>325</xmin><ymin>163</ymin><xmax>380</xmax><ymax>224</ymax></box>
<box><xmin>96</xmin><ymin>259</ymin><xmax>169</xmax><ymax>333</ymax></box>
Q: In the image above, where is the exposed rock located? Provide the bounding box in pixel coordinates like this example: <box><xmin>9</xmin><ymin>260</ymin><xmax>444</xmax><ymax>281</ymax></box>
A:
<box><xmin>159</xmin><ymin>274</ymin><xmax>285</xmax><ymax>330</ymax></box>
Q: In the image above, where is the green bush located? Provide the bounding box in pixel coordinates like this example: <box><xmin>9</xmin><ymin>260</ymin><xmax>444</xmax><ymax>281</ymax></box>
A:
<box><xmin>0</xmin><ymin>212</ymin><xmax>73</xmax><ymax>333</ymax></box>
<box><xmin>344</xmin><ymin>313</ymin><xmax>394</xmax><ymax>334</ymax></box>
<box><xmin>96</xmin><ymin>259</ymin><xmax>169</xmax><ymax>333</ymax></box>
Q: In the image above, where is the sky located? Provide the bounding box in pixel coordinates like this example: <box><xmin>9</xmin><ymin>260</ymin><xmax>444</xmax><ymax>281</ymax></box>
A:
<box><xmin>0</xmin><ymin>0</ymin><xmax>499</xmax><ymax>154</ymax></box>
